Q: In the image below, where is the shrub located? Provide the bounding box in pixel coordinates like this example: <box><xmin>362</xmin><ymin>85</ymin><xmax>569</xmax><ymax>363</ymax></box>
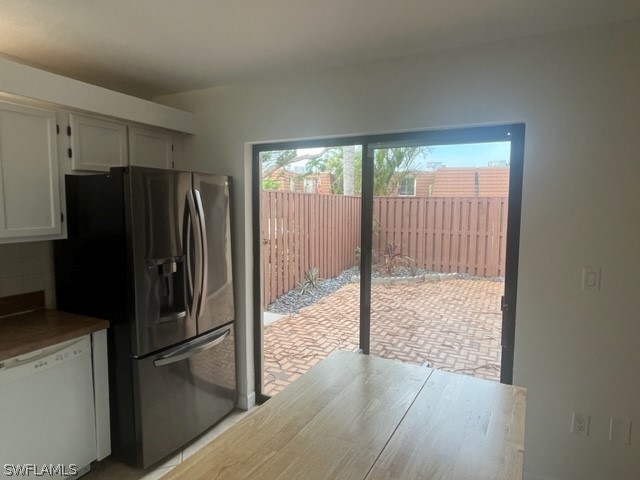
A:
<box><xmin>298</xmin><ymin>267</ymin><xmax>320</xmax><ymax>294</ymax></box>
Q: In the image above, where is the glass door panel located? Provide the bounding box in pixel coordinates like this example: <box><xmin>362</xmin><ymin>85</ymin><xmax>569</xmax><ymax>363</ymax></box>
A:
<box><xmin>367</xmin><ymin>141</ymin><xmax>511</xmax><ymax>382</ymax></box>
<box><xmin>258</xmin><ymin>145</ymin><xmax>362</xmax><ymax>396</ymax></box>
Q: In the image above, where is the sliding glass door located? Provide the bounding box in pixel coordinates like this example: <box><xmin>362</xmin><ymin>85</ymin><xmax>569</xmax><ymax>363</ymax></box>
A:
<box><xmin>253</xmin><ymin>124</ymin><xmax>524</xmax><ymax>400</ymax></box>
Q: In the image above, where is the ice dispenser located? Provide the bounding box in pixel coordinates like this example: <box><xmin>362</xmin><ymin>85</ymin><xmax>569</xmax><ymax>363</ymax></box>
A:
<box><xmin>148</xmin><ymin>256</ymin><xmax>187</xmax><ymax>322</ymax></box>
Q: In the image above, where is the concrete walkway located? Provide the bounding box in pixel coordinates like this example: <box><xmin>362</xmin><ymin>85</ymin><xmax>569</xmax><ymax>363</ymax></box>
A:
<box><xmin>263</xmin><ymin>278</ymin><xmax>503</xmax><ymax>396</ymax></box>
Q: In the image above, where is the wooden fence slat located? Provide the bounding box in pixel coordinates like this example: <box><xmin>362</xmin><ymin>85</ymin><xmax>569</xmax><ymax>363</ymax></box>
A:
<box><xmin>499</xmin><ymin>198</ymin><xmax>507</xmax><ymax>276</ymax></box>
<box><xmin>283</xmin><ymin>192</ymin><xmax>290</xmax><ymax>293</ymax></box>
<box><xmin>476</xmin><ymin>199</ymin><xmax>487</xmax><ymax>277</ymax></box>
<box><xmin>486</xmin><ymin>198</ymin><xmax>497</xmax><ymax>277</ymax></box>
<box><xmin>424</xmin><ymin>198</ymin><xmax>432</xmax><ymax>270</ymax></box>
<box><xmin>262</xmin><ymin>193</ymin><xmax>269</xmax><ymax>306</ymax></box>
<box><xmin>435</xmin><ymin>199</ymin><xmax>444</xmax><ymax>271</ymax></box>
<box><xmin>450</xmin><ymin>198</ymin><xmax>461</xmax><ymax>273</ymax></box>
<box><xmin>442</xmin><ymin>199</ymin><xmax>452</xmax><ymax>272</ymax></box>
<box><xmin>459</xmin><ymin>199</ymin><xmax>470</xmax><ymax>274</ymax></box>
<box><xmin>294</xmin><ymin>191</ymin><xmax>300</xmax><ymax>286</ymax></box>
<box><xmin>416</xmin><ymin>198</ymin><xmax>425</xmax><ymax>270</ymax></box>
<box><xmin>401</xmin><ymin>198</ymin><xmax>410</xmax><ymax>259</ymax></box>
<box><xmin>314</xmin><ymin>194</ymin><xmax>318</xmax><ymax>274</ymax></box>
<box><xmin>269</xmin><ymin>193</ymin><xmax>277</xmax><ymax>303</ymax></box>
<box><xmin>304</xmin><ymin>194</ymin><xmax>310</xmax><ymax>279</ymax></box>
<box><xmin>467</xmin><ymin>199</ymin><xmax>478</xmax><ymax>276</ymax></box>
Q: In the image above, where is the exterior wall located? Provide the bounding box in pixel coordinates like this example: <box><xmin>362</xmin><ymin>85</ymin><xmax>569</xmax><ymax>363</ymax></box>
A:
<box><xmin>401</xmin><ymin>168</ymin><xmax>509</xmax><ymax>197</ymax></box>
<box><xmin>414</xmin><ymin>172</ymin><xmax>435</xmax><ymax>196</ymax></box>
<box><xmin>158</xmin><ymin>19</ymin><xmax>640</xmax><ymax>480</ymax></box>
<box><xmin>263</xmin><ymin>170</ymin><xmax>333</xmax><ymax>193</ymax></box>
<box><xmin>263</xmin><ymin>169</ymin><xmax>294</xmax><ymax>191</ymax></box>
<box><xmin>431</xmin><ymin>167</ymin><xmax>509</xmax><ymax>197</ymax></box>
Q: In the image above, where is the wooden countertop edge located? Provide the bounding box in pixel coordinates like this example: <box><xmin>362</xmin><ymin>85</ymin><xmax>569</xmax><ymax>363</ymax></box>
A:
<box><xmin>0</xmin><ymin>308</ymin><xmax>109</xmax><ymax>361</ymax></box>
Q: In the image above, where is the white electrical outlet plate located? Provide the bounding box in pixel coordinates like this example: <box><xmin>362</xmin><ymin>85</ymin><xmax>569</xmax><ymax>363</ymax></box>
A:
<box><xmin>571</xmin><ymin>412</ymin><xmax>590</xmax><ymax>436</ymax></box>
<box><xmin>609</xmin><ymin>417</ymin><xmax>631</xmax><ymax>444</ymax></box>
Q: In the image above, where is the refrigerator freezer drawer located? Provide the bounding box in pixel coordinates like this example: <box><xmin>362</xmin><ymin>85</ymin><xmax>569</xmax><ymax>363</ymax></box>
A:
<box><xmin>132</xmin><ymin>324</ymin><xmax>237</xmax><ymax>468</ymax></box>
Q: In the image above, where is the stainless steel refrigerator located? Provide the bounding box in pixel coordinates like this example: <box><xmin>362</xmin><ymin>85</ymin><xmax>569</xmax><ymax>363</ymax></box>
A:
<box><xmin>54</xmin><ymin>166</ymin><xmax>236</xmax><ymax>468</ymax></box>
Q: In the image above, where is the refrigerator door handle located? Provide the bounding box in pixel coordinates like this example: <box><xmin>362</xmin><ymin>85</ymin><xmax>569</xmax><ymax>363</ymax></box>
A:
<box><xmin>193</xmin><ymin>189</ymin><xmax>208</xmax><ymax>321</ymax></box>
<box><xmin>153</xmin><ymin>328</ymin><xmax>231</xmax><ymax>367</ymax></box>
<box><xmin>185</xmin><ymin>202</ymin><xmax>194</xmax><ymax>303</ymax></box>
<box><xmin>187</xmin><ymin>190</ymin><xmax>203</xmax><ymax>320</ymax></box>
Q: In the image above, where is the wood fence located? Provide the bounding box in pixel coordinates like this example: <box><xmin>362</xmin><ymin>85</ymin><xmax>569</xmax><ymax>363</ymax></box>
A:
<box><xmin>261</xmin><ymin>192</ymin><xmax>508</xmax><ymax>307</ymax></box>
<box><xmin>261</xmin><ymin>191</ymin><xmax>362</xmax><ymax>308</ymax></box>
<box><xmin>372</xmin><ymin>196</ymin><xmax>508</xmax><ymax>278</ymax></box>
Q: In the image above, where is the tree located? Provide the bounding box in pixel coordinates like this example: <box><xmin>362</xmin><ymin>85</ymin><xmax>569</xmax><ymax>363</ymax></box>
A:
<box><xmin>343</xmin><ymin>145</ymin><xmax>355</xmax><ymax>196</ymax></box>
<box><xmin>260</xmin><ymin>148</ymin><xmax>331</xmax><ymax>177</ymax></box>
<box><xmin>260</xmin><ymin>145</ymin><xmax>427</xmax><ymax>196</ymax></box>
<box><xmin>303</xmin><ymin>148</ymin><xmax>354</xmax><ymax>194</ymax></box>
<box><xmin>262</xmin><ymin>178</ymin><xmax>280</xmax><ymax>190</ymax></box>
<box><xmin>372</xmin><ymin>147</ymin><xmax>425</xmax><ymax>196</ymax></box>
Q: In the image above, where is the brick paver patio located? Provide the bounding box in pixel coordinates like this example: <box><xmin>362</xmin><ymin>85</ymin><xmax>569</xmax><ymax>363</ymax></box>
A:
<box><xmin>263</xmin><ymin>278</ymin><xmax>503</xmax><ymax>396</ymax></box>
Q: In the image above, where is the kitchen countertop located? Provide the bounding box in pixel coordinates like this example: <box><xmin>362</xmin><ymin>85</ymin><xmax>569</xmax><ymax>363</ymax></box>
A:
<box><xmin>0</xmin><ymin>291</ymin><xmax>109</xmax><ymax>361</ymax></box>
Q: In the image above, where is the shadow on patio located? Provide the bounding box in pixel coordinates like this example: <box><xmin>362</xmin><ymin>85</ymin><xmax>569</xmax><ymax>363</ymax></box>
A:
<box><xmin>263</xmin><ymin>277</ymin><xmax>503</xmax><ymax>396</ymax></box>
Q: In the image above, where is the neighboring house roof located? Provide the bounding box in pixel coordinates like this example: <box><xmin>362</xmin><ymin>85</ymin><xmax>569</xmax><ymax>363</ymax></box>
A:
<box><xmin>429</xmin><ymin>167</ymin><xmax>509</xmax><ymax>197</ymax></box>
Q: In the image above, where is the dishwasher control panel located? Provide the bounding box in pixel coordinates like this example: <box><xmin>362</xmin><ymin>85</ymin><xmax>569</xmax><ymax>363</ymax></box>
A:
<box><xmin>34</xmin><ymin>345</ymin><xmax>86</xmax><ymax>369</ymax></box>
<box><xmin>0</xmin><ymin>336</ymin><xmax>91</xmax><ymax>386</ymax></box>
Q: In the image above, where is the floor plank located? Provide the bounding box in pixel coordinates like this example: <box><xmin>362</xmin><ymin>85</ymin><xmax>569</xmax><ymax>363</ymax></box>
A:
<box><xmin>365</xmin><ymin>369</ymin><xmax>526</xmax><ymax>480</ymax></box>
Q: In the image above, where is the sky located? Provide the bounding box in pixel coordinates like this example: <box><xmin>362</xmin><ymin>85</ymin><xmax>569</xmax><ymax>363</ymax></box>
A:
<box><xmin>295</xmin><ymin>141</ymin><xmax>511</xmax><ymax>170</ymax></box>
<box><xmin>423</xmin><ymin>142</ymin><xmax>511</xmax><ymax>168</ymax></box>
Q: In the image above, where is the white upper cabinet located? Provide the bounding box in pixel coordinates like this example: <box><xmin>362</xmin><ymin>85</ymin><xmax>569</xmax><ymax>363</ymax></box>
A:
<box><xmin>129</xmin><ymin>126</ymin><xmax>173</xmax><ymax>169</ymax></box>
<box><xmin>0</xmin><ymin>102</ymin><xmax>61</xmax><ymax>240</ymax></box>
<box><xmin>69</xmin><ymin>114</ymin><xmax>128</xmax><ymax>172</ymax></box>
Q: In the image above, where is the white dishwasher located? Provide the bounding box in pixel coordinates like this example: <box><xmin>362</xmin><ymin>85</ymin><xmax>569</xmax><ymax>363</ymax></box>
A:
<box><xmin>0</xmin><ymin>335</ymin><xmax>97</xmax><ymax>479</ymax></box>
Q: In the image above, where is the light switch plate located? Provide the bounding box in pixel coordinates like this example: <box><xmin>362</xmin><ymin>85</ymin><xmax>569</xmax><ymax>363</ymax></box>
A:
<box><xmin>609</xmin><ymin>417</ymin><xmax>631</xmax><ymax>444</ymax></box>
<box><xmin>581</xmin><ymin>267</ymin><xmax>601</xmax><ymax>291</ymax></box>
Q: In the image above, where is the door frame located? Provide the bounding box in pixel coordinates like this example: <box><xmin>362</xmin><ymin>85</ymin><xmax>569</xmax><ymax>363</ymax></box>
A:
<box><xmin>252</xmin><ymin>123</ymin><xmax>525</xmax><ymax>401</ymax></box>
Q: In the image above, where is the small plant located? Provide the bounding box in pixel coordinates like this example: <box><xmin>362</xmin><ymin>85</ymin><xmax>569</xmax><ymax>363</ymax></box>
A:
<box><xmin>355</xmin><ymin>246</ymin><xmax>361</xmax><ymax>268</ymax></box>
<box><xmin>378</xmin><ymin>243</ymin><xmax>413</xmax><ymax>276</ymax></box>
<box><xmin>408</xmin><ymin>260</ymin><xmax>419</xmax><ymax>277</ymax></box>
<box><xmin>298</xmin><ymin>267</ymin><xmax>320</xmax><ymax>294</ymax></box>
<box><xmin>261</xmin><ymin>178</ymin><xmax>280</xmax><ymax>190</ymax></box>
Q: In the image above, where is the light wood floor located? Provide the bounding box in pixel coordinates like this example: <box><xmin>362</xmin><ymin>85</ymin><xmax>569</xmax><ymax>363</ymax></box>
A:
<box><xmin>81</xmin><ymin>409</ymin><xmax>248</xmax><ymax>480</ymax></box>
<box><xmin>164</xmin><ymin>351</ymin><xmax>526</xmax><ymax>480</ymax></box>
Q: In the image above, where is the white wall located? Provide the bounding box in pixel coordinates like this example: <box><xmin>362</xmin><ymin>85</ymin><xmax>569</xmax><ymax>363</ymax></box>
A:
<box><xmin>157</xmin><ymin>18</ymin><xmax>640</xmax><ymax>480</ymax></box>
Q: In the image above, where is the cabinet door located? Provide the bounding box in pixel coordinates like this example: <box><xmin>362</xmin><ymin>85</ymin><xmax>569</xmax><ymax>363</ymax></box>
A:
<box><xmin>70</xmin><ymin>114</ymin><xmax>128</xmax><ymax>172</ymax></box>
<box><xmin>129</xmin><ymin>126</ymin><xmax>172</xmax><ymax>169</ymax></box>
<box><xmin>0</xmin><ymin>103</ymin><xmax>61</xmax><ymax>239</ymax></box>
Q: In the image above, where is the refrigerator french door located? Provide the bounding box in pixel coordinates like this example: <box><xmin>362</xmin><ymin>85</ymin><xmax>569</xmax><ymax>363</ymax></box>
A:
<box><xmin>55</xmin><ymin>166</ymin><xmax>236</xmax><ymax>469</ymax></box>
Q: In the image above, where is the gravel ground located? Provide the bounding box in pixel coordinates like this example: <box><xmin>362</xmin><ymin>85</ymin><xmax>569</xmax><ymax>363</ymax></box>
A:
<box><xmin>267</xmin><ymin>266</ymin><xmax>504</xmax><ymax>315</ymax></box>
<box><xmin>267</xmin><ymin>268</ymin><xmax>358</xmax><ymax>315</ymax></box>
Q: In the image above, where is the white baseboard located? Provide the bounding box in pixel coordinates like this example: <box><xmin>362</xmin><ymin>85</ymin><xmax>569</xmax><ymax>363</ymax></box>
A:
<box><xmin>237</xmin><ymin>391</ymin><xmax>256</xmax><ymax>411</ymax></box>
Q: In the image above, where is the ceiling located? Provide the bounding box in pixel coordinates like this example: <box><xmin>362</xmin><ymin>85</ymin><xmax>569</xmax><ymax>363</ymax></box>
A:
<box><xmin>0</xmin><ymin>1</ymin><xmax>638</xmax><ymax>99</ymax></box>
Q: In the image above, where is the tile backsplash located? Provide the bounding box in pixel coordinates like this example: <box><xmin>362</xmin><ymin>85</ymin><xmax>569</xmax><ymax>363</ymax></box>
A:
<box><xmin>0</xmin><ymin>241</ymin><xmax>55</xmax><ymax>308</ymax></box>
